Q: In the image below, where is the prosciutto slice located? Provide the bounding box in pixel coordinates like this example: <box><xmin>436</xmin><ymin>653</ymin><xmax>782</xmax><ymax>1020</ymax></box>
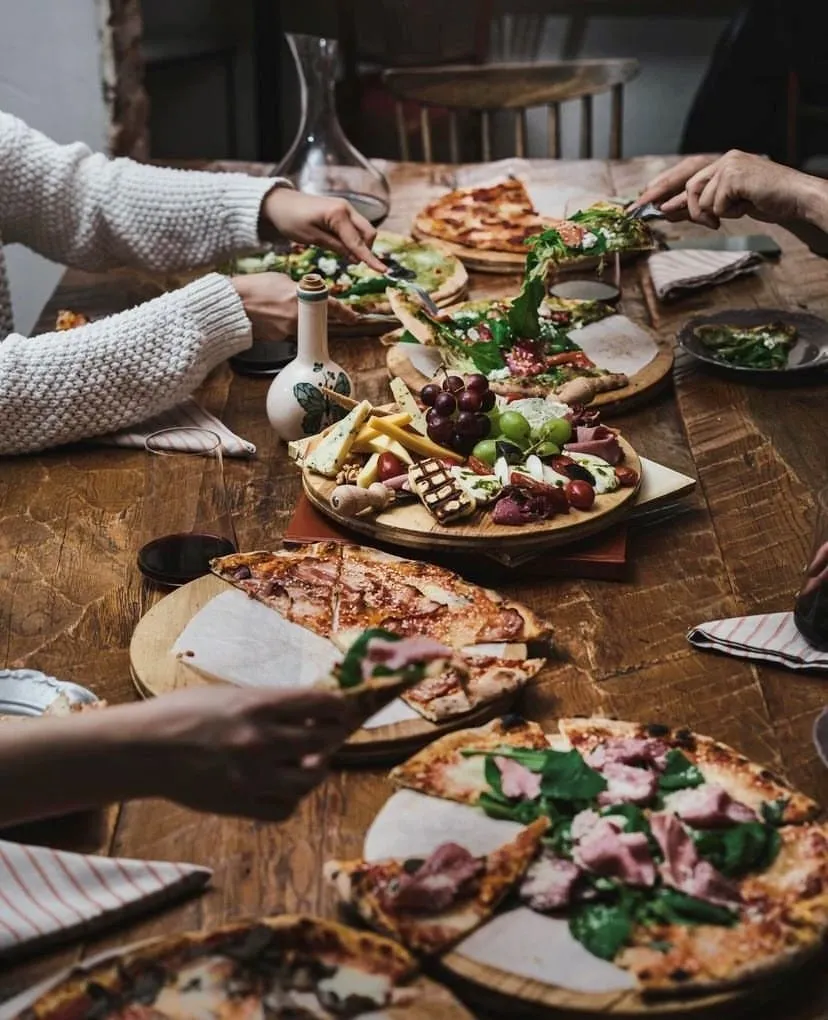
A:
<box><xmin>666</xmin><ymin>784</ymin><xmax>757</xmax><ymax>827</ymax></box>
<box><xmin>573</xmin><ymin>817</ymin><xmax>657</xmax><ymax>887</ymax></box>
<box><xmin>650</xmin><ymin>813</ymin><xmax>741</xmax><ymax>907</ymax></box>
<box><xmin>495</xmin><ymin>757</ymin><xmax>542</xmax><ymax>800</ymax></box>
<box><xmin>564</xmin><ymin>425</ymin><xmax>622</xmax><ymax>465</ymax></box>
<box><xmin>362</xmin><ymin>635</ymin><xmax>451</xmax><ymax>682</ymax></box>
<box><xmin>586</xmin><ymin>737</ymin><xmax>670</xmax><ymax>771</ymax></box>
<box><xmin>385</xmin><ymin>843</ymin><xmax>483</xmax><ymax>913</ymax></box>
<box><xmin>596</xmin><ymin>762</ymin><xmax>658</xmax><ymax>807</ymax></box>
<box><xmin>520</xmin><ymin>855</ymin><xmax>582</xmax><ymax>911</ymax></box>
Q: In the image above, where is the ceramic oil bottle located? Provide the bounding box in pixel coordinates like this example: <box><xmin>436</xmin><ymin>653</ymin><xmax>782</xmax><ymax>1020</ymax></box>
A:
<box><xmin>266</xmin><ymin>273</ymin><xmax>353</xmax><ymax>442</ymax></box>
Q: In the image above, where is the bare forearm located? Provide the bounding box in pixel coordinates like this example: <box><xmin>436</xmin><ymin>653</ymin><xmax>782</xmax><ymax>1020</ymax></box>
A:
<box><xmin>796</xmin><ymin>174</ymin><xmax>828</xmax><ymax>233</ymax></box>
<box><xmin>0</xmin><ymin>703</ymin><xmax>162</xmax><ymax>827</ymax></box>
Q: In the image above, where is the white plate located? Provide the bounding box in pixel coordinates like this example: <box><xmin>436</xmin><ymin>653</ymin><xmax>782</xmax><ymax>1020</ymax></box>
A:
<box><xmin>0</xmin><ymin>669</ymin><xmax>99</xmax><ymax>717</ymax></box>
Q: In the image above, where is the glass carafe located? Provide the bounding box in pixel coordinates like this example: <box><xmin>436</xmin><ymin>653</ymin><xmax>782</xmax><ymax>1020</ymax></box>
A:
<box><xmin>276</xmin><ymin>33</ymin><xmax>390</xmax><ymax>226</ymax></box>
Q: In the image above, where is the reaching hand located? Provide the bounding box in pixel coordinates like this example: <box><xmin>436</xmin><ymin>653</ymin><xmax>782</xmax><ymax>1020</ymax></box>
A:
<box><xmin>634</xmin><ymin>155</ymin><xmax>717</xmax><ymax>210</ymax></box>
<box><xmin>637</xmin><ymin>151</ymin><xmax>822</xmax><ymax>230</ymax></box>
<box><xmin>231</xmin><ymin>272</ymin><xmax>360</xmax><ymax>340</ymax></box>
<box><xmin>141</xmin><ymin>685</ymin><xmax>355</xmax><ymax>822</ymax></box>
<box><xmin>261</xmin><ymin>188</ymin><xmax>387</xmax><ymax>272</ymax></box>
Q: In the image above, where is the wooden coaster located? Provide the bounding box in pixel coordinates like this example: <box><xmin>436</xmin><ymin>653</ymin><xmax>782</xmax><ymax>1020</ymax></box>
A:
<box><xmin>129</xmin><ymin>574</ymin><xmax>515</xmax><ymax>765</ymax></box>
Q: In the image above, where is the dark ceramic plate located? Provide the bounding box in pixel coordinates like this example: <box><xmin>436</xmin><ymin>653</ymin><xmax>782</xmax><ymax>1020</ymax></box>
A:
<box><xmin>678</xmin><ymin>308</ymin><xmax>828</xmax><ymax>380</ymax></box>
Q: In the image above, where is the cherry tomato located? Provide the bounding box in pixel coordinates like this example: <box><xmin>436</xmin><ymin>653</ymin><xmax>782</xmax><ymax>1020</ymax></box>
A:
<box><xmin>615</xmin><ymin>465</ymin><xmax>639</xmax><ymax>487</ymax></box>
<box><xmin>377</xmin><ymin>452</ymin><xmax>406</xmax><ymax>482</ymax></box>
<box><xmin>565</xmin><ymin>480</ymin><xmax>595</xmax><ymax>510</ymax></box>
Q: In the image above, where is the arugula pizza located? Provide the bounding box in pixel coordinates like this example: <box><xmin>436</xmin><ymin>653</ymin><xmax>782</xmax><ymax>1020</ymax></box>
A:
<box><xmin>388</xmin><ymin>290</ymin><xmax>627</xmax><ymax>401</ymax></box>
<box><xmin>16</xmin><ymin>915</ymin><xmax>471</xmax><ymax>1019</ymax></box>
<box><xmin>226</xmin><ymin>231</ymin><xmax>467</xmax><ymax>317</ymax></box>
<box><xmin>693</xmin><ymin>321</ymin><xmax>798</xmax><ymax>370</ymax></box>
<box><xmin>368</xmin><ymin>715</ymin><xmax>828</xmax><ymax>997</ymax></box>
<box><xmin>210</xmin><ymin>543</ymin><xmax>552</xmax><ymax>723</ymax></box>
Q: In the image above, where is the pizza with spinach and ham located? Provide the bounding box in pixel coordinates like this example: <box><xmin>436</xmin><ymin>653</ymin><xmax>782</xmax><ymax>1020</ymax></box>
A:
<box><xmin>355</xmin><ymin>715</ymin><xmax>828</xmax><ymax>997</ymax></box>
<box><xmin>388</xmin><ymin>289</ymin><xmax>627</xmax><ymax>401</ymax></box>
<box><xmin>210</xmin><ymin>543</ymin><xmax>552</xmax><ymax>724</ymax></box>
<box><xmin>225</xmin><ymin>231</ymin><xmax>467</xmax><ymax>318</ymax></box>
<box><xmin>16</xmin><ymin>915</ymin><xmax>471</xmax><ymax>1019</ymax></box>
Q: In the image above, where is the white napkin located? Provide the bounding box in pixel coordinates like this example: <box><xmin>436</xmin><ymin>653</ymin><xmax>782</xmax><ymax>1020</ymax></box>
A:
<box><xmin>648</xmin><ymin>249</ymin><xmax>763</xmax><ymax>300</ymax></box>
<box><xmin>687</xmin><ymin>612</ymin><xmax>828</xmax><ymax>671</ymax></box>
<box><xmin>0</xmin><ymin>840</ymin><xmax>210</xmax><ymax>956</ymax></box>
<box><xmin>92</xmin><ymin>398</ymin><xmax>255</xmax><ymax>457</ymax></box>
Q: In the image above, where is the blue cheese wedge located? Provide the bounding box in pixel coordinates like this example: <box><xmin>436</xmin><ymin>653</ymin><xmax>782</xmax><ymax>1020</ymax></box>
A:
<box><xmin>390</xmin><ymin>377</ymin><xmax>428</xmax><ymax>435</ymax></box>
<box><xmin>304</xmin><ymin>400</ymin><xmax>373</xmax><ymax>478</ymax></box>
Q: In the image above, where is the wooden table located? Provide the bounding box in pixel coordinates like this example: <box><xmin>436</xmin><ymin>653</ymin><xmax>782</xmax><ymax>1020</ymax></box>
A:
<box><xmin>1</xmin><ymin>157</ymin><xmax>827</xmax><ymax>1017</ymax></box>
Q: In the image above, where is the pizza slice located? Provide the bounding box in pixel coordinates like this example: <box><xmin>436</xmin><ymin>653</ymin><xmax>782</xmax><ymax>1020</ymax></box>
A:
<box><xmin>325</xmin><ymin>818</ymin><xmax>547</xmax><ymax>955</ymax></box>
<box><xmin>210</xmin><ymin>543</ymin><xmax>342</xmax><ymax>637</ymax></box>
<box><xmin>316</xmin><ymin>628</ymin><xmax>453</xmax><ymax>725</ymax></box>
<box><xmin>541</xmin><ymin>294</ymin><xmax>615</xmax><ymax>330</ymax></box>
<box><xmin>389</xmin><ymin>716</ymin><xmax>551</xmax><ymax>804</ymax></box>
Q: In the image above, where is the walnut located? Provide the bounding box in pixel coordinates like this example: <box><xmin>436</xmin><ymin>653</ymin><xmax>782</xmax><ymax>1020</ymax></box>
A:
<box><xmin>335</xmin><ymin>462</ymin><xmax>362</xmax><ymax>485</ymax></box>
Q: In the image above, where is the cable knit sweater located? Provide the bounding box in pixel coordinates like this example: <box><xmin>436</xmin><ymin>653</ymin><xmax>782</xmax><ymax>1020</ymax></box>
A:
<box><xmin>0</xmin><ymin>110</ymin><xmax>283</xmax><ymax>455</ymax></box>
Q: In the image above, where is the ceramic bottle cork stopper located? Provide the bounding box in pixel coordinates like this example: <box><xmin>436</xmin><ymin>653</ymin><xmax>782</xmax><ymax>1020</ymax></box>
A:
<box><xmin>266</xmin><ymin>273</ymin><xmax>353</xmax><ymax>442</ymax></box>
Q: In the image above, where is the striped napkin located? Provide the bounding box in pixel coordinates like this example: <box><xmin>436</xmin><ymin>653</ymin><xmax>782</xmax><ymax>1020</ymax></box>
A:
<box><xmin>687</xmin><ymin>612</ymin><xmax>828</xmax><ymax>671</ymax></box>
<box><xmin>0</xmin><ymin>840</ymin><xmax>210</xmax><ymax>956</ymax></box>
<box><xmin>93</xmin><ymin>398</ymin><xmax>255</xmax><ymax>457</ymax></box>
<box><xmin>648</xmin><ymin>249</ymin><xmax>763</xmax><ymax>300</ymax></box>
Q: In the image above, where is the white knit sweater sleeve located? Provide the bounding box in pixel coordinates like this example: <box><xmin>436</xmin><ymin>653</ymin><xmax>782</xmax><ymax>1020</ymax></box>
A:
<box><xmin>0</xmin><ymin>110</ymin><xmax>280</xmax><ymax>273</ymax></box>
<box><xmin>0</xmin><ymin>273</ymin><xmax>251</xmax><ymax>456</ymax></box>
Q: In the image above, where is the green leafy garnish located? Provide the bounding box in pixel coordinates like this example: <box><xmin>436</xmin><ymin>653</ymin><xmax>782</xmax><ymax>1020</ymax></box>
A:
<box><xmin>761</xmin><ymin>797</ymin><xmax>789</xmax><ymax>826</ymax></box>
<box><xmin>569</xmin><ymin>899</ymin><xmax>636</xmax><ymax>961</ymax></box>
<box><xmin>691</xmin><ymin>821</ymin><xmax>781</xmax><ymax>877</ymax></box>
<box><xmin>344</xmin><ymin>275</ymin><xmax>393</xmax><ymax>297</ymax></box>
<box><xmin>463</xmin><ymin>745</ymin><xmax>549</xmax><ymax>771</ymax></box>
<box><xmin>336</xmin><ymin>628</ymin><xmax>406</xmax><ymax>689</ymax></box>
<box><xmin>540</xmin><ymin>750</ymin><xmax>608</xmax><ymax>801</ymax></box>
<box><xmin>658</xmin><ymin>750</ymin><xmax>705</xmax><ymax>792</ymax></box>
<box><xmin>398</xmin><ymin>329</ymin><xmax>420</xmax><ymax>344</ymax></box>
<box><xmin>638</xmin><ymin>888</ymin><xmax>738</xmax><ymax>928</ymax></box>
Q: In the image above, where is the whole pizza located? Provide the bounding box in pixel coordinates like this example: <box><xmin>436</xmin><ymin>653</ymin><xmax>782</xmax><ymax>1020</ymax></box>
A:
<box><xmin>226</xmin><ymin>231</ymin><xmax>467</xmax><ymax>319</ymax></box>
<box><xmin>16</xmin><ymin>915</ymin><xmax>471</xmax><ymax>1018</ymax></box>
<box><xmin>325</xmin><ymin>715</ymin><xmax>828</xmax><ymax>1001</ymax></box>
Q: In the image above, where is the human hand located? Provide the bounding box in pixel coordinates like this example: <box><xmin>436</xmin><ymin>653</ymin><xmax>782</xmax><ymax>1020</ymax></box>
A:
<box><xmin>231</xmin><ymin>272</ymin><xmax>360</xmax><ymax>339</ymax></box>
<box><xmin>801</xmin><ymin>541</ymin><xmax>828</xmax><ymax>599</ymax></box>
<box><xmin>261</xmin><ymin>188</ymin><xmax>387</xmax><ymax>272</ymax></box>
<box><xmin>651</xmin><ymin>151</ymin><xmax>820</xmax><ymax>229</ymax></box>
<box><xmin>141</xmin><ymin>685</ymin><xmax>356</xmax><ymax>822</ymax></box>
<box><xmin>634</xmin><ymin>155</ymin><xmax>718</xmax><ymax>210</ymax></box>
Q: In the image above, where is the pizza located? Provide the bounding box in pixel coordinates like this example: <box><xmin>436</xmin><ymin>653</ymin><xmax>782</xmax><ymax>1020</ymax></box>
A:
<box><xmin>413</xmin><ymin>180</ymin><xmax>655</xmax><ymax>264</ymax></box>
<box><xmin>325</xmin><ymin>818</ymin><xmax>547</xmax><ymax>954</ymax></box>
<box><xmin>692</xmin><ymin>321</ymin><xmax>797</xmax><ymax>370</ymax></box>
<box><xmin>225</xmin><ymin>231</ymin><xmax>467</xmax><ymax>317</ymax></box>
<box><xmin>210</xmin><ymin>543</ymin><xmax>552</xmax><ymax>723</ymax></box>
<box><xmin>413</xmin><ymin>178</ymin><xmax>550</xmax><ymax>254</ymax></box>
<box><xmin>389</xmin><ymin>290</ymin><xmax>628</xmax><ymax>400</ymax></box>
<box><xmin>15</xmin><ymin>915</ymin><xmax>471</xmax><ymax>1019</ymax></box>
<box><xmin>374</xmin><ymin>714</ymin><xmax>828</xmax><ymax>997</ymax></box>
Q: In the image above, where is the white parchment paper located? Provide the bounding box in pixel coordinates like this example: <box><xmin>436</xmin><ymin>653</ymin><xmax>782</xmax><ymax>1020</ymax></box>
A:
<box><xmin>170</xmin><ymin>591</ymin><xmax>418</xmax><ymax>730</ymax></box>
<box><xmin>364</xmin><ymin>790</ymin><xmax>635</xmax><ymax>994</ymax></box>
<box><xmin>569</xmin><ymin>315</ymin><xmax>659</xmax><ymax>378</ymax></box>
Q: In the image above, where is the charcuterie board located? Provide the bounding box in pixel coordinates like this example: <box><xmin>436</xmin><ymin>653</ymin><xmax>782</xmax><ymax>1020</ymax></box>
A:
<box><xmin>129</xmin><ymin>574</ymin><xmax>526</xmax><ymax>765</ymax></box>
<box><xmin>303</xmin><ymin>436</ymin><xmax>641</xmax><ymax>556</ymax></box>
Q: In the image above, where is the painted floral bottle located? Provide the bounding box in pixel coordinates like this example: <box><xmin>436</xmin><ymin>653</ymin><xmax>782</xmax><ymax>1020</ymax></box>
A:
<box><xmin>266</xmin><ymin>273</ymin><xmax>353</xmax><ymax>442</ymax></box>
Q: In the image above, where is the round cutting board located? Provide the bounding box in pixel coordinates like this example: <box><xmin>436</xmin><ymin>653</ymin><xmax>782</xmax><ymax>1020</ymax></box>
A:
<box><xmin>303</xmin><ymin>438</ymin><xmax>641</xmax><ymax>557</ymax></box>
<box><xmin>129</xmin><ymin>574</ymin><xmax>515</xmax><ymax>765</ymax></box>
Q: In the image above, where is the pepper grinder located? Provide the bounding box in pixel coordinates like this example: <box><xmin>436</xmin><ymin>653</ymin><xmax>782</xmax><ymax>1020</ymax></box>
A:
<box><xmin>266</xmin><ymin>273</ymin><xmax>353</xmax><ymax>442</ymax></box>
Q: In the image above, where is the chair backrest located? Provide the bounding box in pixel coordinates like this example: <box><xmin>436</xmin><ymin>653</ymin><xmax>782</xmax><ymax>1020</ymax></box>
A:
<box><xmin>381</xmin><ymin>59</ymin><xmax>640</xmax><ymax>163</ymax></box>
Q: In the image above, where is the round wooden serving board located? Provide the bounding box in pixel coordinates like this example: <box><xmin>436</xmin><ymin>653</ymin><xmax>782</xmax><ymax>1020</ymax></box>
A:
<box><xmin>129</xmin><ymin>573</ymin><xmax>515</xmax><ymax>765</ymax></box>
<box><xmin>385</xmin><ymin>335</ymin><xmax>674</xmax><ymax>416</ymax></box>
<box><xmin>304</xmin><ymin>437</ymin><xmax>641</xmax><ymax>556</ymax></box>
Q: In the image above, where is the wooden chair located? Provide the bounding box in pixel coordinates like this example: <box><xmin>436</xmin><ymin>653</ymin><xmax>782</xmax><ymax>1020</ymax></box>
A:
<box><xmin>381</xmin><ymin>59</ymin><xmax>640</xmax><ymax>163</ymax></box>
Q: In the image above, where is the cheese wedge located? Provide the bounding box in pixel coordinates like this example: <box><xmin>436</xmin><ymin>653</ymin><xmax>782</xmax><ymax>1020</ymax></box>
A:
<box><xmin>353</xmin><ymin>412</ymin><xmax>412</xmax><ymax>445</ymax></box>
<box><xmin>370</xmin><ymin>417</ymin><xmax>463</xmax><ymax>463</ymax></box>
<box><xmin>303</xmin><ymin>400</ymin><xmax>373</xmax><ymax>478</ymax></box>
<box><xmin>366</xmin><ymin>435</ymin><xmax>413</xmax><ymax>464</ymax></box>
<box><xmin>390</xmin><ymin>378</ymin><xmax>428</xmax><ymax>435</ymax></box>
<box><xmin>357</xmin><ymin>452</ymin><xmax>382</xmax><ymax>487</ymax></box>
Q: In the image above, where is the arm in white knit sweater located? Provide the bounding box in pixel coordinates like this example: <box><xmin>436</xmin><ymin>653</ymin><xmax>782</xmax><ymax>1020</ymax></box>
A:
<box><xmin>0</xmin><ymin>110</ymin><xmax>278</xmax><ymax>274</ymax></box>
<box><xmin>0</xmin><ymin>274</ymin><xmax>251</xmax><ymax>456</ymax></box>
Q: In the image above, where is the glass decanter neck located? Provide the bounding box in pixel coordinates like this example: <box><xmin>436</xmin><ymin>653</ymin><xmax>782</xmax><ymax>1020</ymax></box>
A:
<box><xmin>288</xmin><ymin>33</ymin><xmax>341</xmax><ymax>127</ymax></box>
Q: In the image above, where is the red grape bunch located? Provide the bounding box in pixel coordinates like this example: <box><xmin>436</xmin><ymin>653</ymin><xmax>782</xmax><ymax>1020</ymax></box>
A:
<box><xmin>420</xmin><ymin>373</ymin><xmax>496</xmax><ymax>456</ymax></box>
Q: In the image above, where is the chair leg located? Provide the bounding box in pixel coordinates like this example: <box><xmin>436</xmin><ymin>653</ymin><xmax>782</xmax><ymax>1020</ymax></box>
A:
<box><xmin>395</xmin><ymin>100</ymin><xmax>410</xmax><ymax>162</ymax></box>
<box><xmin>547</xmin><ymin>103</ymin><xmax>560</xmax><ymax>159</ymax></box>
<box><xmin>481</xmin><ymin>110</ymin><xmax>492</xmax><ymax>162</ymax></box>
<box><xmin>420</xmin><ymin>106</ymin><xmax>433</xmax><ymax>163</ymax></box>
<box><xmin>449</xmin><ymin>111</ymin><xmax>460</xmax><ymax>164</ymax></box>
<box><xmin>515</xmin><ymin>109</ymin><xmax>527</xmax><ymax>158</ymax></box>
<box><xmin>580</xmin><ymin>95</ymin><xmax>593</xmax><ymax>159</ymax></box>
<box><xmin>610</xmin><ymin>83</ymin><xmax>623</xmax><ymax>160</ymax></box>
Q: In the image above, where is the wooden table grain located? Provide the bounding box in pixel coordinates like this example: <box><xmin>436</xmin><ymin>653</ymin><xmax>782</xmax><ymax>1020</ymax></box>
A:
<box><xmin>1</xmin><ymin>157</ymin><xmax>827</xmax><ymax>1017</ymax></box>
